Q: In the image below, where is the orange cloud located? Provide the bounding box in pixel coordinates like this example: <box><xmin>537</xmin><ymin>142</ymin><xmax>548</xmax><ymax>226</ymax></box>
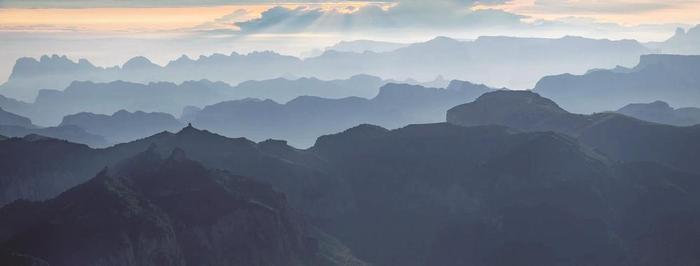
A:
<box><xmin>0</xmin><ymin>2</ymin><xmax>374</xmax><ymax>32</ymax></box>
<box><xmin>477</xmin><ymin>0</ymin><xmax>700</xmax><ymax>26</ymax></box>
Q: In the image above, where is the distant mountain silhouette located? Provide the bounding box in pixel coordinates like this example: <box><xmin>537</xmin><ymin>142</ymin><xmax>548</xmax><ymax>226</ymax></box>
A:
<box><xmin>60</xmin><ymin>110</ymin><xmax>183</xmax><ymax>144</ymax></box>
<box><xmin>447</xmin><ymin>90</ymin><xmax>700</xmax><ymax>174</ymax></box>
<box><xmin>0</xmin><ymin>35</ymin><xmax>650</xmax><ymax>101</ymax></box>
<box><xmin>305</xmin><ymin>35</ymin><xmax>650</xmax><ymax>90</ymax></box>
<box><xmin>229</xmin><ymin>74</ymin><xmax>386</xmax><ymax>102</ymax></box>
<box><xmin>309</xmin><ymin>122</ymin><xmax>700</xmax><ymax>266</ymax></box>
<box><xmin>0</xmin><ymin>52</ymin><xmax>300</xmax><ymax>101</ymax></box>
<box><xmin>534</xmin><ymin>54</ymin><xmax>700</xmax><ymax>113</ymax></box>
<box><xmin>29</xmin><ymin>80</ymin><xmax>229</xmax><ymax>126</ymax></box>
<box><xmin>4</xmin><ymin>75</ymin><xmax>395</xmax><ymax>126</ymax></box>
<box><xmin>617</xmin><ymin>101</ymin><xmax>700</xmax><ymax>126</ymax></box>
<box><xmin>0</xmin><ymin>147</ymin><xmax>364</xmax><ymax>265</ymax></box>
<box><xmin>0</xmin><ymin>105</ymin><xmax>108</xmax><ymax>147</ymax></box>
<box><xmin>325</xmin><ymin>40</ymin><xmax>408</xmax><ymax>53</ymax></box>
<box><xmin>0</xmin><ymin>125</ymin><xmax>107</xmax><ymax>148</ymax></box>
<box><xmin>0</xmin><ymin>95</ymin><xmax>32</xmax><ymax>118</ymax></box>
<box><xmin>0</xmin><ymin>107</ymin><xmax>33</xmax><ymax>128</ymax></box>
<box><xmin>654</xmin><ymin>25</ymin><xmax>700</xmax><ymax>54</ymax></box>
<box><xmin>190</xmin><ymin>81</ymin><xmax>495</xmax><ymax>147</ymax></box>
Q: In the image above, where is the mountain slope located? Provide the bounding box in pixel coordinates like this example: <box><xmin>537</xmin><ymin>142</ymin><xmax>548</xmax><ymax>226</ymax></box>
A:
<box><xmin>0</xmin><ymin>136</ymin><xmax>111</xmax><ymax>206</ymax></box>
<box><xmin>1</xmin><ymin>121</ymin><xmax>700</xmax><ymax>265</ymax></box>
<box><xmin>0</xmin><ymin>125</ymin><xmax>351</xmax><ymax>224</ymax></box>
<box><xmin>309</xmin><ymin>122</ymin><xmax>700</xmax><ymax>266</ymax></box>
<box><xmin>0</xmin><ymin>148</ymin><xmax>364</xmax><ymax>266</ymax></box>
<box><xmin>0</xmin><ymin>107</ymin><xmax>33</xmax><ymax>128</ymax></box>
<box><xmin>103</xmin><ymin>125</ymin><xmax>353</xmax><ymax>224</ymax></box>
<box><xmin>447</xmin><ymin>90</ymin><xmax>700</xmax><ymax>174</ymax></box>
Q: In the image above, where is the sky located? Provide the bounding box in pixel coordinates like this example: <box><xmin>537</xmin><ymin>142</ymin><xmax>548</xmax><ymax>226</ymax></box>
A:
<box><xmin>0</xmin><ymin>0</ymin><xmax>699</xmax><ymax>81</ymax></box>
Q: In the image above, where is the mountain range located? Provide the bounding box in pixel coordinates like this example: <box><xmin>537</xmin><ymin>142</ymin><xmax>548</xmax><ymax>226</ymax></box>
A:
<box><xmin>616</xmin><ymin>101</ymin><xmax>700</xmax><ymax>126</ymax></box>
<box><xmin>189</xmin><ymin>81</ymin><xmax>494</xmax><ymax>147</ymax></box>
<box><xmin>323</xmin><ymin>40</ymin><xmax>408</xmax><ymax>54</ymax></box>
<box><xmin>447</xmin><ymin>90</ymin><xmax>700</xmax><ymax>174</ymax></box>
<box><xmin>0</xmin><ymin>124</ymin><xmax>353</xmax><ymax>226</ymax></box>
<box><xmin>0</xmin><ymin>108</ymin><xmax>108</xmax><ymax>147</ymax></box>
<box><xmin>534</xmin><ymin>54</ymin><xmax>700</xmax><ymax>114</ymax></box>
<box><xmin>60</xmin><ymin>110</ymin><xmax>184</xmax><ymax>144</ymax></box>
<box><xmin>651</xmin><ymin>25</ymin><xmax>700</xmax><ymax>55</ymax></box>
<box><xmin>2</xmin><ymin>120</ymin><xmax>700</xmax><ymax>265</ymax></box>
<box><xmin>0</xmin><ymin>79</ymin><xmax>493</xmax><ymax>147</ymax></box>
<box><xmin>0</xmin><ymin>147</ymin><xmax>364</xmax><ymax>265</ymax></box>
<box><xmin>312</xmin><ymin>122</ymin><xmax>700</xmax><ymax>265</ymax></box>
<box><xmin>0</xmin><ymin>75</ymin><xmax>394</xmax><ymax>126</ymax></box>
<box><xmin>0</xmin><ymin>35</ymin><xmax>654</xmax><ymax>101</ymax></box>
<box><xmin>1</xmin><ymin>26</ymin><xmax>700</xmax><ymax>266</ymax></box>
<box><xmin>3</xmin><ymin>52</ymin><xmax>700</xmax><ymax>150</ymax></box>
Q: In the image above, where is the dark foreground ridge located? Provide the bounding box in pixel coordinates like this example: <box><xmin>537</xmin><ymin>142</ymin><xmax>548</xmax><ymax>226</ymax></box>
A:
<box><xmin>0</xmin><ymin>147</ymin><xmax>364</xmax><ymax>265</ymax></box>
<box><xmin>1</xmin><ymin>122</ymin><xmax>700</xmax><ymax>265</ymax></box>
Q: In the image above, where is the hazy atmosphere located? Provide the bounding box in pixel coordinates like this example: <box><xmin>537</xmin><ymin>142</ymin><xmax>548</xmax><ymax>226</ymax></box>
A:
<box><xmin>1</xmin><ymin>0</ymin><xmax>698</xmax><ymax>81</ymax></box>
<box><xmin>1</xmin><ymin>1</ymin><xmax>700</xmax><ymax>265</ymax></box>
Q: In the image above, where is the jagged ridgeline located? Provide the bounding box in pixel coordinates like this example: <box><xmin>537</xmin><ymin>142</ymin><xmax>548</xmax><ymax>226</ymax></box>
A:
<box><xmin>0</xmin><ymin>35</ymin><xmax>652</xmax><ymax>102</ymax></box>
<box><xmin>0</xmin><ymin>80</ymin><xmax>494</xmax><ymax>148</ymax></box>
<box><xmin>0</xmin><ymin>147</ymin><xmax>364</xmax><ymax>265</ymax></box>
<box><xmin>1</xmin><ymin>118</ymin><xmax>700</xmax><ymax>265</ymax></box>
<box><xmin>0</xmin><ymin>23</ymin><xmax>699</xmax><ymax>266</ymax></box>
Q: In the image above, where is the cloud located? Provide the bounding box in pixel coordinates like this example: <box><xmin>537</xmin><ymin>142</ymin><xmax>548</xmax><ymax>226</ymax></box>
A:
<box><xmin>529</xmin><ymin>0</ymin><xmax>668</xmax><ymax>14</ymax></box>
<box><xmin>233</xmin><ymin>0</ymin><xmax>523</xmax><ymax>33</ymax></box>
<box><xmin>236</xmin><ymin>7</ymin><xmax>325</xmax><ymax>33</ymax></box>
<box><xmin>0</xmin><ymin>0</ymin><xmax>368</xmax><ymax>8</ymax></box>
<box><xmin>190</xmin><ymin>9</ymin><xmax>253</xmax><ymax>31</ymax></box>
<box><xmin>520</xmin><ymin>0</ymin><xmax>700</xmax><ymax>14</ymax></box>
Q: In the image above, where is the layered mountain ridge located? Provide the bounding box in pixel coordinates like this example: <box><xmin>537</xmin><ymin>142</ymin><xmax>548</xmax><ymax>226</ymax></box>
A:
<box><xmin>0</xmin><ymin>147</ymin><xmax>364</xmax><ymax>266</ymax></box>
<box><xmin>2</xmin><ymin>118</ymin><xmax>700</xmax><ymax>265</ymax></box>
<box><xmin>448</xmin><ymin>90</ymin><xmax>700</xmax><ymax>174</ymax></box>
<box><xmin>189</xmin><ymin>81</ymin><xmax>494</xmax><ymax>147</ymax></box>
<box><xmin>1</xmin><ymin>35</ymin><xmax>651</xmax><ymax>101</ymax></box>
<box><xmin>535</xmin><ymin>54</ymin><xmax>700</xmax><ymax>113</ymax></box>
<box><xmin>616</xmin><ymin>101</ymin><xmax>700</xmax><ymax>126</ymax></box>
